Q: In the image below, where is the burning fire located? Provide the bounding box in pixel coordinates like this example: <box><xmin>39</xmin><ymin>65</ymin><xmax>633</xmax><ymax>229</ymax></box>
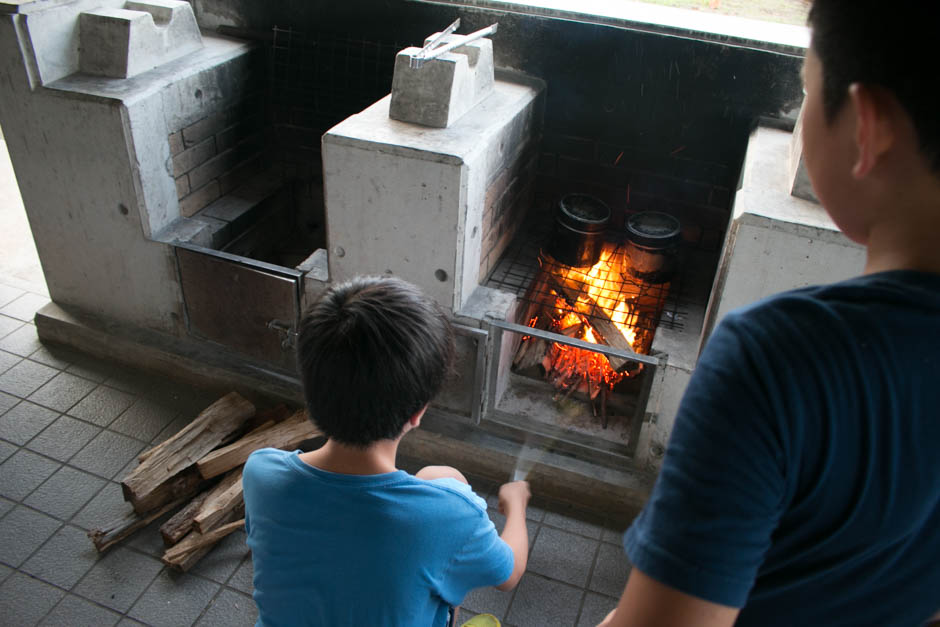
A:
<box><xmin>519</xmin><ymin>245</ymin><xmax>646</xmax><ymax>396</ymax></box>
<box><xmin>560</xmin><ymin>248</ymin><xmax>639</xmax><ymax>349</ymax></box>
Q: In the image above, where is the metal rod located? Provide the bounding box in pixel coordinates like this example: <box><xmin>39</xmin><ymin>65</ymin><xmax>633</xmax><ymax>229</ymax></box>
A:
<box><xmin>410</xmin><ymin>23</ymin><xmax>498</xmax><ymax>69</ymax></box>
<box><xmin>486</xmin><ymin>318</ymin><xmax>662</xmax><ymax>367</ymax></box>
<box><xmin>415</xmin><ymin>18</ymin><xmax>460</xmax><ymax>58</ymax></box>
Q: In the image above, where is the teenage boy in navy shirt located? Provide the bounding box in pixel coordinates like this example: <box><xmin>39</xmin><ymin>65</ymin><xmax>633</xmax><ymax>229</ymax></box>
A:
<box><xmin>243</xmin><ymin>276</ymin><xmax>530</xmax><ymax>626</ymax></box>
<box><xmin>600</xmin><ymin>1</ymin><xmax>940</xmax><ymax>625</ymax></box>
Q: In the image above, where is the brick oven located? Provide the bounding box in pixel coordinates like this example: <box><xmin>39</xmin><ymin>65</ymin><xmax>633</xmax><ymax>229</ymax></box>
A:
<box><xmin>0</xmin><ymin>0</ymin><xmax>863</xmax><ymax>514</ymax></box>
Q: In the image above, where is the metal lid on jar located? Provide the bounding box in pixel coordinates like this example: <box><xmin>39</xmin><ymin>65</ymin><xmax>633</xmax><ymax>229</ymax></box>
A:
<box><xmin>625</xmin><ymin>211</ymin><xmax>681</xmax><ymax>248</ymax></box>
<box><xmin>558</xmin><ymin>194</ymin><xmax>611</xmax><ymax>233</ymax></box>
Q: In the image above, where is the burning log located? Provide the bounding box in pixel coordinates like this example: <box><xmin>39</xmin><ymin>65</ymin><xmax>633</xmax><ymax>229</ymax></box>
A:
<box><xmin>196</xmin><ymin>409</ymin><xmax>320</xmax><ymax>480</ymax></box>
<box><xmin>122</xmin><ymin>392</ymin><xmax>256</xmax><ymax>514</ymax></box>
<box><xmin>545</xmin><ymin>271</ymin><xmax>636</xmax><ymax>372</ymax></box>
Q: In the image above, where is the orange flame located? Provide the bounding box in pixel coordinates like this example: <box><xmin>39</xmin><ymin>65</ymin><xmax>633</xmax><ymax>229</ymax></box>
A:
<box><xmin>522</xmin><ymin>245</ymin><xmax>646</xmax><ymax>392</ymax></box>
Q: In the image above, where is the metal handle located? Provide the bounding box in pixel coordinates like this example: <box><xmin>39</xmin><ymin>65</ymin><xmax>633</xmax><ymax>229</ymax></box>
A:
<box><xmin>409</xmin><ymin>23</ymin><xmax>499</xmax><ymax>69</ymax></box>
<box><xmin>267</xmin><ymin>319</ymin><xmax>297</xmax><ymax>349</ymax></box>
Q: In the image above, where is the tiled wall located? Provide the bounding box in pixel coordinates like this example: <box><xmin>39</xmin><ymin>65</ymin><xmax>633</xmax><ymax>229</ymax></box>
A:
<box><xmin>169</xmin><ymin>96</ymin><xmax>266</xmax><ymax>218</ymax></box>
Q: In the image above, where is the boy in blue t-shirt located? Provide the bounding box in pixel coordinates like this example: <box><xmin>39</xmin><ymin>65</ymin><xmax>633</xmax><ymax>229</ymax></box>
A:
<box><xmin>599</xmin><ymin>2</ymin><xmax>940</xmax><ymax>626</ymax></box>
<box><xmin>243</xmin><ymin>276</ymin><xmax>530</xmax><ymax>626</ymax></box>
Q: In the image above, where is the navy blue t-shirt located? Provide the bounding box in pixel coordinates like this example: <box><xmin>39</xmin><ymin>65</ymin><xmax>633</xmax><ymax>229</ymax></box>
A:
<box><xmin>625</xmin><ymin>271</ymin><xmax>940</xmax><ymax>626</ymax></box>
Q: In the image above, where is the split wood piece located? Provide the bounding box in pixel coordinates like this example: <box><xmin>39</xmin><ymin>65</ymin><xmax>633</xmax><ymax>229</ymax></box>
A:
<box><xmin>87</xmin><ymin>496</ymin><xmax>189</xmax><ymax>553</ymax></box>
<box><xmin>162</xmin><ymin>510</ymin><xmax>244</xmax><ymax>572</ymax></box>
<box><xmin>162</xmin><ymin>519</ymin><xmax>245</xmax><ymax>568</ymax></box>
<box><xmin>160</xmin><ymin>491</ymin><xmax>209</xmax><ymax>547</ymax></box>
<box><xmin>192</xmin><ymin>419</ymin><xmax>273</xmax><ymax>480</ymax></box>
<box><xmin>196</xmin><ymin>409</ymin><xmax>319</xmax><ymax>480</ymax></box>
<box><xmin>194</xmin><ymin>467</ymin><xmax>243</xmax><ymax>533</ymax></box>
<box><xmin>138</xmin><ymin>403</ymin><xmax>284</xmax><ymax>464</ymax></box>
<box><xmin>546</xmin><ymin>272</ymin><xmax>635</xmax><ymax>371</ymax></box>
<box><xmin>122</xmin><ymin>391</ymin><xmax>256</xmax><ymax>514</ymax></box>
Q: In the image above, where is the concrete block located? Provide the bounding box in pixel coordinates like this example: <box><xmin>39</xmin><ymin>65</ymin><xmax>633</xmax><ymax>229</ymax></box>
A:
<box><xmin>389</xmin><ymin>47</ymin><xmax>472</xmax><ymax>128</ymax></box>
<box><xmin>79</xmin><ymin>1</ymin><xmax>203</xmax><ymax>79</ymax></box>
<box><xmin>788</xmin><ymin>102</ymin><xmax>819</xmax><ymax>203</ymax></box>
<box><xmin>422</xmin><ymin>33</ymin><xmax>495</xmax><ymax>105</ymax></box>
<box><xmin>324</xmin><ymin>76</ymin><xmax>544</xmax><ymax>311</ymax></box>
<box><xmin>389</xmin><ymin>35</ymin><xmax>495</xmax><ymax>128</ymax></box>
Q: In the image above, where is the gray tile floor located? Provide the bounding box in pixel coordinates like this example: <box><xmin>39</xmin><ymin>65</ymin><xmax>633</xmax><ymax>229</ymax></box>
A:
<box><xmin>0</xmin><ymin>137</ymin><xmax>631</xmax><ymax>626</ymax></box>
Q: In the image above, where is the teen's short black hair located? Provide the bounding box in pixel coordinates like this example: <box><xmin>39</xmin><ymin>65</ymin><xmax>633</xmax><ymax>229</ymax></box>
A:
<box><xmin>296</xmin><ymin>276</ymin><xmax>455</xmax><ymax>447</ymax></box>
<box><xmin>808</xmin><ymin>0</ymin><xmax>940</xmax><ymax>173</ymax></box>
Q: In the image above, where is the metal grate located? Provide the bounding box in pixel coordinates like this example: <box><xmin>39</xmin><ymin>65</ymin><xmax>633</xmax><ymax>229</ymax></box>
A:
<box><xmin>485</xmin><ymin>223</ymin><xmax>688</xmax><ymax>335</ymax></box>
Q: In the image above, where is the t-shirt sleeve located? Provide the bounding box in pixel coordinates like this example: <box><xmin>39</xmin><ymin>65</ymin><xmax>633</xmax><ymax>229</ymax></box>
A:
<box><xmin>624</xmin><ymin>309</ymin><xmax>790</xmax><ymax>608</ymax></box>
<box><xmin>434</xmin><ymin>488</ymin><xmax>514</xmax><ymax>604</ymax></box>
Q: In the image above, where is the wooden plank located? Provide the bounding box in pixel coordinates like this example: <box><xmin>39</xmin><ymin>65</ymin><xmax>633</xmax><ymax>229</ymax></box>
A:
<box><xmin>196</xmin><ymin>409</ymin><xmax>319</xmax><ymax>480</ymax></box>
<box><xmin>193</xmin><ymin>467</ymin><xmax>243</xmax><ymax>533</ymax></box>
<box><xmin>87</xmin><ymin>496</ymin><xmax>189</xmax><ymax>553</ymax></box>
<box><xmin>121</xmin><ymin>392</ymin><xmax>255</xmax><ymax>514</ymax></box>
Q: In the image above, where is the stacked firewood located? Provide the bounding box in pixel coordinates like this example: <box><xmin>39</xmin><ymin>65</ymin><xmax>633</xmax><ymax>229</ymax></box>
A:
<box><xmin>87</xmin><ymin>392</ymin><xmax>321</xmax><ymax>571</ymax></box>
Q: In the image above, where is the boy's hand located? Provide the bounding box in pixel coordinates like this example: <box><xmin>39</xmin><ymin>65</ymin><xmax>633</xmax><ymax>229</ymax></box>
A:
<box><xmin>497</xmin><ymin>480</ymin><xmax>531</xmax><ymax>515</ymax></box>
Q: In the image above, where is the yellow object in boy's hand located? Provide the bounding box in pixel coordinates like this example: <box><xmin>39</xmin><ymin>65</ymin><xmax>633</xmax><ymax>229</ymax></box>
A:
<box><xmin>460</xmin><ymin>613</ymin><xmax>501</xmax><ymax>627</ymax></box>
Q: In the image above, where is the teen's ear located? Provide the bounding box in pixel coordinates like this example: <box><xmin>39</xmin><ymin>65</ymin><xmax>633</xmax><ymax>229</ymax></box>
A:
<box><xmin>409</xmin><ymin>404</ymin><xmax>428</xmax><ymax>429</ymax></box>
<box><xmin>849</xmin><ymin>82</ymin><xmax>895</xmax><ymax>179</ymax></box>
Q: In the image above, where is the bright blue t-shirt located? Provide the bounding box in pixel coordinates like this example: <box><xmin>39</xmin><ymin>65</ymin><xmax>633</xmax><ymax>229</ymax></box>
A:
<box><xmin>242</xmin><ymin>448</ymin><xmax>513</xmax><ymax>627</ymax></box>
<box><xmin>625</xmin><ymin>271</ymin><xmax>940</xmax><ymax>626</ymax></box>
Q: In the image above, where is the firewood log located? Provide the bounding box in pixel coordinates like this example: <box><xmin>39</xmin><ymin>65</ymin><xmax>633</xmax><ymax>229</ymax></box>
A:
<box><xmin>121</xmin><ymin>392</ymin><xmax>255</xmax><ymax>514</ymax></box>
<box><xmin>87</xmin><ymin>496</ymin><xmax>189</xmax><ymax>553</ymax></box>
<box><xmin>161</xmin><ymin>519</ymin><xmax>245</xmax><ymax>569</ymax></box>
<box><xmin>545</xmin><ymin>273</ymin><xmax>636</xmax><ymax>371</ymax></box>
<box><xmin>161</xmin><ymin>507</ymin><xmax>244</xmax><ymax>571</ymax></box>
<box><xmin>196</xmin><ymin>409</ymin><xmax>319</xmax><ymax>480</ymax></box>
<box><xmin>193</xmin><ymin>467</ymin><xmax>243</xmax><ymax>533</ymax></box>
<box><xmin>160</xmin><ymin>491</ymin><xmax>210</xmax><ymax>547</ymax></box>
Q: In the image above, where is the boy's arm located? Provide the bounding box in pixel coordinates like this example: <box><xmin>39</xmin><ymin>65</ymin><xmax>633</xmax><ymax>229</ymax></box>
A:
<box><xmin>596</xmin><ymin>569</ymin><xmax>739</xmax><ymax>627</ymax></box>
<box><xmin>495</xmin><ymin>480</ymin><xmax>530</xmax><ymax>591</ymax></box>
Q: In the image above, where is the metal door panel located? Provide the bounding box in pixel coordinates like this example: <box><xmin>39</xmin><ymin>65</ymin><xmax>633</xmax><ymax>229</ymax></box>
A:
<box><xmin>176</xmin><ymin>244</ymin><xmax>301</xmax><ymax>372</ymax></box>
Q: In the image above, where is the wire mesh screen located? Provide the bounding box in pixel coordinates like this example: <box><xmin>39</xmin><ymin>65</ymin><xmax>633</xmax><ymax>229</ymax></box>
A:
<box><xmin>270</xmin><ymin>28</ymin><xmax>404</xmax><ymax>171</ymax></box>
<box><xmin>486</xmin><ymin>224</ymin><xmax>688</xmax><ymax>339</ymax></box>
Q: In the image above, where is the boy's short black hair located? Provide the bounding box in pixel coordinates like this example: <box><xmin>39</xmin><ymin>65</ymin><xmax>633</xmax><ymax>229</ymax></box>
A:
<box><xmin>808</xmin><ymin>1</ymin><xmax>940</xmax><ymax>174</ymax></box>
<box><xmin>296</xmin><ymin>276</ymin><xmax>455</xmax><ymax>447</ymax></box>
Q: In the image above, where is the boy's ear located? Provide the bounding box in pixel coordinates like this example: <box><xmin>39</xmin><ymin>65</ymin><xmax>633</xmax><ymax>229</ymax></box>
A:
<box><xmin>849</xmin><ymin>82</ymin><xmax>895</xmax><ymax>179</ymax></box>
<box><xmin>409</xmin><ymin>404</ymin><xmax>428</xmax><ymax>428</ymax></box>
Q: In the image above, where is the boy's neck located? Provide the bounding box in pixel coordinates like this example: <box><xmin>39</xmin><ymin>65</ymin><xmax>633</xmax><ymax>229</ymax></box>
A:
<box><xmin>298</xmin><ymin>438</ymin><xmax>401</xmax><ymax>476</ymax></box>
<box><xmin>864</xmin><ymin>190</ymin><xmax>940</xmax><ymax>275</ymax></box>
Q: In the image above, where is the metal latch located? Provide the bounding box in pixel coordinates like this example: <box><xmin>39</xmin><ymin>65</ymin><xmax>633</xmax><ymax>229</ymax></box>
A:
<box><xmin>267</xmin><ymin>319</ymin><xmax>297</xmax><ymax>350</ymax></box>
